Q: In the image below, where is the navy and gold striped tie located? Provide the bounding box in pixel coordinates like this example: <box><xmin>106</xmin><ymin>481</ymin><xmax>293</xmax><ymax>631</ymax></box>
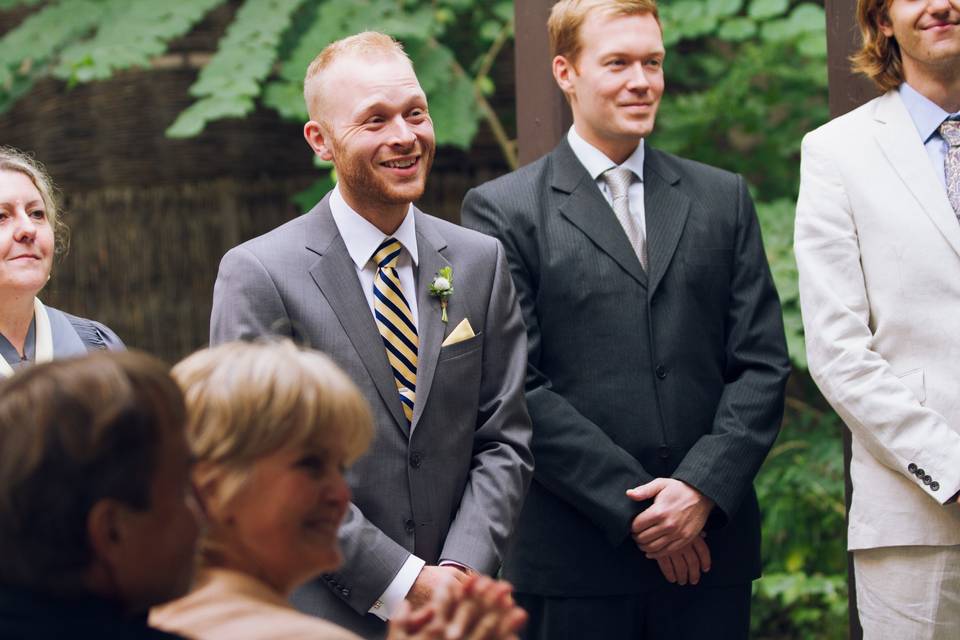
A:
<box><xmin>372</xmin><ymin>238</ymin><xmax>418</xmax><ymax>425</ymax></box>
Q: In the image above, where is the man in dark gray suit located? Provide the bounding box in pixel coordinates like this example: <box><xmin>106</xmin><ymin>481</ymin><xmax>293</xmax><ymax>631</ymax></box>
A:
<box><xmin>461</xmin><ymin>1</ymin><xmax>789</xmax><ymax>638</ymax></box>
<box><xmin>210</xmin><ymin>32</ymin><xmax>532</xmax><ymax>639</ymax></box>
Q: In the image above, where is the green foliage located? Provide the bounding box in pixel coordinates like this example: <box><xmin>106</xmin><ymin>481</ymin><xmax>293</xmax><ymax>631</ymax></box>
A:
<box><xmin>167</xmin><ymin>0</ymin><xmax>306</xmax><ymax>137</ymax></box>
<box><xmin>0</xmin><ymin>0</ymin><xmax>512</xmax><ymax>155</ymax></box>
<box><xmin>0</xmin><ymin>0</ymin><xmax>106</xmax><ymax>112</ymax></box>
<box><xmin>54</xmin><ymin>0</ymin><xmax>222</xmax><ymax>84</ymax></box>
<box><xmin>751</xmin><ymin>401</ymin><xmax>848</xmax><ymax>638</ymax></box>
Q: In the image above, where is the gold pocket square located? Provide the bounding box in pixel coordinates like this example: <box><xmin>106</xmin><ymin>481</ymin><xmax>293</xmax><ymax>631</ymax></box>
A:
<box><xmin>441</xmin><ymin>318</ymin><xmax>475</xmax><ymax>347</ymax></box>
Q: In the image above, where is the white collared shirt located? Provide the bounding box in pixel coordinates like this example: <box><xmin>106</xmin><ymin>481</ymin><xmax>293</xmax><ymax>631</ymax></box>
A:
<box><xmin>329</xmin><ymin>186</ymin><xmax>420</xmax><ymax>324</ymax></box>
<box><xmin>567</xmin><ymin>126</ymin><xmax>647</xmax><ymax>235</ymax></box>
<box><xmin>327</xmin><ymin>184</ymin><xmax>426</xmax><ymax>620</ymax></box>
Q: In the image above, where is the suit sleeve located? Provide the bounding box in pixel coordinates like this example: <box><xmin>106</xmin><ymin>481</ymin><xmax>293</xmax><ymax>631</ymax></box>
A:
<box><xmin>670</xmin><ymin>175</ymin><xmax>790</xmax><ymax>523</ymax></box>
<box><xmin>462</xmin><ymin>187</ymin><xmax>656</xmax><ymax>547</ymax></box>
<box><xmin>440</xmin><ymin>239</ymin><xmax>535</xmax><ymax>572</ymax></box>
<box><xmin>211</xmin><ymin>246</ymin><xmax>415</xmax><ymax>613</ymax></box>
<box><xmin>794</xmin><ymin>132</ymin><xmax>960</xmax><ymax>504</ymax></box>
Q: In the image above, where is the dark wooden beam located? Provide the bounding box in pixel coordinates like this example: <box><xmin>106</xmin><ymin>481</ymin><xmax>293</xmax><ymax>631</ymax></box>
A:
<box><xmin>514</xmin><ymin>0</ymin><xmax>571</xmax><ymax>165</ymax></box>
<box><xmin>823</xmin><ymin>2</ymin><xmax>878</xmax><ymax>638</ymax></box>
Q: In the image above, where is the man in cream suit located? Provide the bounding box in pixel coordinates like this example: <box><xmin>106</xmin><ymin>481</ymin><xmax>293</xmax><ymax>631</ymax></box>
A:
<box><xmin>209</xmin><ymin>32</ymin><xmax>533</xmax><ymax>639</ymax></box>
<box><xmin>795</xmin><ymin>0</ymin><xmax>960</xmax><ymax>635</ymax></box>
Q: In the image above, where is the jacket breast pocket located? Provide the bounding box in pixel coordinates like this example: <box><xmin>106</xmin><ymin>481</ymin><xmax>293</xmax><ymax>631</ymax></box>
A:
<box><xmin>438</xmin><ymin>332</ymin><xmax>483</xmax><ymax>362</ymax></box>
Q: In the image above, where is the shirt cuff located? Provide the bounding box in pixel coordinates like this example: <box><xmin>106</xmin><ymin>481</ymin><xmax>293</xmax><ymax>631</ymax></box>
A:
<box><xmin>439</xmin><ymin>559</ymin><xmax>476</xmax><ymax>574</ymax></box>
<box><xmin>368</xmin><ymin>554</ymin><xmax>425</xmax><ymax>621</ymax></box>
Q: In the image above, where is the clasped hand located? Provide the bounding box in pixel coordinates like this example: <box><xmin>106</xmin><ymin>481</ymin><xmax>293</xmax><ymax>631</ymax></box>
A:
<box><xmin>391</xmin><ymin>567</ymin><xmax>527</xmax><ymax>640</ymax></box>
<box><xmin>626</xmin><ymin>478</ymin><xmax>714</xmax><ymax>585</ymax></box>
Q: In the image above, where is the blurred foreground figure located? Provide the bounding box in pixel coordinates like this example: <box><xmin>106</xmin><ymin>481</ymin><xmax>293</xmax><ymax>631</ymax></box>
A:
<box><xmin>209</xmin><ymin>30</ymin><xmax>532</xmax><ymax>638</ymax></box>
<box><xmin>0</xmin><ymin>147</ymin><xmax>123</xmax><ymax>378</ymax></box>
<box><xmin>461</xmin><ymin>0</ymin><xmax>790</xmax><ymax>637</ymax></box>
<box><xmin>151</xmin><ymin>340</ymin><xmax>527</xmax><ymax>640</ymax></box>
<box><xmin>795</xmin><ymin>0</ymin><xmax>960</xmax><ymax>637</ymax></box>
<box><xmin>0</xmin><ymin>352</ymin><xmax>199</xmax><ymax>639</ymax></box>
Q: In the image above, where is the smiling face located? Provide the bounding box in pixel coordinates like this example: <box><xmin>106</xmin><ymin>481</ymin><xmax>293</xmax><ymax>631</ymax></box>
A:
<box><xmin>881</xmin><ymin>0</ymin><xmax>960</xmax><ymax>85</ymax></box>
<box><xmin>0</xmin><ymin>170</ymin><xmax>54</xmax><ymax>299</ymax></box>
<box><xmin>215</xmin><ymin>444</ymin><xmax>351</xmax><ymax>594</ymax></box>
<box><xmin>554</xmin><ymin>10</ymin><xmax>665</xmax><ymax>164</ymax></box>
<box><xmin>304</xmin><ymin>53</ymin><xmax>435</xmax><ymax>226</ymax></box>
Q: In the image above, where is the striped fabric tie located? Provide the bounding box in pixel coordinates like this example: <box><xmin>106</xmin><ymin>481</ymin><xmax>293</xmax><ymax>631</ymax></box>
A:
<box><xmin>372</xmin><ymin>238</ymin><xmax>418</xmax><ymax>425</ymax></box>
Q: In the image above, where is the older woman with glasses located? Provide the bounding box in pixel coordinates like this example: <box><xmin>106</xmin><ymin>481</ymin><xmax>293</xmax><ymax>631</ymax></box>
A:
<box><xmin>0</xmin><ymin>147</ymin><xmax>122</xmax><ymax>378</ymax></box>
<box><xmin>151</xmin><ymin>340</ymin><xmax>525</xmax><ymax>640</ymax></box>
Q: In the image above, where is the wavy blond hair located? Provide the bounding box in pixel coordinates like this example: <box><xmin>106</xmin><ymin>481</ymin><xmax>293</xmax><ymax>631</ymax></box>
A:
<box><xmin>850</xmin><ymin>0</ymin><xmax>903</xmax><ymax>92</ymax></box>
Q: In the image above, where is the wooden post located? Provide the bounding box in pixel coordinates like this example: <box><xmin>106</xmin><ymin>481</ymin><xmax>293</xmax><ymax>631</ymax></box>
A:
<box><xmin>515</xmin><ymin>1</ymin><xmax>868</xmax><ymax>638</ymax></box>
<box><xmin>823</xmin><ymin>3</ymin><xmax>878</xmax><ymax>639</ymax></box>
<box><xmin>514</xmin><ymin>0</ymin><xmax>571</xmax><ymax>166</ymax></box>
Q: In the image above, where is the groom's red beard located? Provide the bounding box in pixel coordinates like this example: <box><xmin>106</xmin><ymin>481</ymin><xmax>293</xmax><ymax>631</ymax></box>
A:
<box><xmin>330</xmin><ymin>135</ymin><xmax>435</xmax><ymax>207</ymax></box>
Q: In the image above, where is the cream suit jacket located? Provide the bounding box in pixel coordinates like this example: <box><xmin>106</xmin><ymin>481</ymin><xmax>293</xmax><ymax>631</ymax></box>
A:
<box><xmin>796</xmin><ymin>89</ymin><xmax>960</xmax><ymax>550</ymax></box>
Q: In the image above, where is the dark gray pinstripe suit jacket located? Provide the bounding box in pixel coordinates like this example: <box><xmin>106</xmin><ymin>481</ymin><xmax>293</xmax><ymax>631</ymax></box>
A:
<box><xmin>461</xmin><ymin>139</ymin><xmax>790</xmax><ymax>597</ymax></box>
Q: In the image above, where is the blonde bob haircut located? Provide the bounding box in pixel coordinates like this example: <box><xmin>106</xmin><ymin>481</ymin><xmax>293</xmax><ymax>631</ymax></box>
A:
<box><xmin>172</xmin><ymin>340</ymin><xmax>373</xmax><ymax>507</ymax></box>
<box><xmin>548</xmin><ymin>0</ymin><xmax>660</xmax><ymax>64</ymax></box>
<box><xmin>0</xmin><ymin>146</ymin><xmax>68</xmax><ymax>256</ymax></box>
<box><xmin>850</xmin><ymin>0</ymin><xmax>902</xmax><ymax>92</ymax></box>
<box><xmin>303</xmin><ymin>31</ymin><xmax>411</xmax><ymax>121</ymax></box>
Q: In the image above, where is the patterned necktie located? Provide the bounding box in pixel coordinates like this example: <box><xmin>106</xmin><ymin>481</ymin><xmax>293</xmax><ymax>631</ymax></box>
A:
<box><xmin>372</xmin><ymin>238</ymin><xmax>418</xmax><ymax>425</ymax></box>
<box><xmin>941</xmin><ymin>118</ymin><xmax>960</xmax><ymax>220</ymax></box>
<box><xmin>602</xmin><ymin>167</ymin><xmax>647</xmax><ymax>269</ymax></box>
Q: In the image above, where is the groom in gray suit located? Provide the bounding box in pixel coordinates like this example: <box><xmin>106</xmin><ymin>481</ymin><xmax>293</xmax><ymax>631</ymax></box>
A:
<box><xmin>209</xmin><ymin>32</ymin><xmax>533</xmax><ymax>638</ymax></box>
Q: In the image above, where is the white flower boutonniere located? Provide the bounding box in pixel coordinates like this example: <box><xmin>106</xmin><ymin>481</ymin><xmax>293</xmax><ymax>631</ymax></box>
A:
<box><xmin>428</xmin><ymin>266</ymin><xmax>454</xmax><ymax>323</ymax></box>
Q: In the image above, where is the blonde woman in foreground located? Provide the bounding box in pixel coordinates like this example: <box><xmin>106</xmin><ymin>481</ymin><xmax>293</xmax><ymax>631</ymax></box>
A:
<box><xmin>150</xmin><ymin>340</ymin><xmax>526</xmax><ymax>640</ymax></box>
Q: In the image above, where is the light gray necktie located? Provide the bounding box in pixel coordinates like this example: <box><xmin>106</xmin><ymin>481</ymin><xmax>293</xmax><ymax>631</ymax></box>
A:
<box><xmin>602</xmin><ymin>167</ymin><xmax>646</xmax><ymax>269</ymax></box>
<box><xmin>941</xmin><ymin>119</ymin><xmax>960</xmax><ymax>220</ymax></box>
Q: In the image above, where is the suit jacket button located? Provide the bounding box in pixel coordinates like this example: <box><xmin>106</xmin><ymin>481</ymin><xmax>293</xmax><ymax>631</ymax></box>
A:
<box><xmin>923</xmin><ymin>475</ymin><xmax>933</xmax><ymax>485</ymax></box>
<box><xmin>908</xmin><ymin>463</ymin><xmax>918</xmax><ymax>474</ymax></box>
<box><xmin>917</xmin><ymin>468</ymin><xmax>925</xmax><ymax>478</ymax></box>
<box><xmin>658</xmin><ymin>446</ymin><xmax>670</xmax><ymax>459</ymax></box>
<box><xmin>931</xmin><ymin>481</ymin><xmax>940</xmax><ymax>492</ymax></box>
<box><xmin>410</xmin><ymin>452</ymin><xmax>422</xmax><ymax>469</ymax></box>
<box><xmin>340</xmin><ymin>587</ymin><xmax>351</xmax><ymax>598</ymax></box>
<box><xmin>655</xmin><ymin>365</ymin><xmax>668</xmax><ymax>379</ymax></box>
<box><xmin>404</xmin><ymin>519</ymin><xmax>416</xmax><ymax>534</ymax></box>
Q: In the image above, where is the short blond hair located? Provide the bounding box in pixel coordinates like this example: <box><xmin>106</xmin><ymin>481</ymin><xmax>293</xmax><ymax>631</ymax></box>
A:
<box><xmin>548</xmin><ymin>0</ymin><xmax>660</xmax><ymax>63</ymax></box>
<box><xmin>850</xmin><ymin>0</ymin><xmax>902</xmax><ymax>92</ymax></box>
<box><xmin>0</xmin><ymin>146</ymin><xmax>68</xmax><ymax>256</ymax></box>
<box><xmin>303</xmin><ymin>31</ymin><xmax>410</xmax><ymax>121</ymax></box>
<box><xmin>172</xmin><ymin>340</ymin><xmax>373</xmax><ymax>507</ymax></box>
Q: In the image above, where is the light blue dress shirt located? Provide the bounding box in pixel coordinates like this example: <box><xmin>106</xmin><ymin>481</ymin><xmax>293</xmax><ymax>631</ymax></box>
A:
<box><xmin>899</xmin><ymin>83</ymin><xmax>960</xmax><ymax>189</ymax></box>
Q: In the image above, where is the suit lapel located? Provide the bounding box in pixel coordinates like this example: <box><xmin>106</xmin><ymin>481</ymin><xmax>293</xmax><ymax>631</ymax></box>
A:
<box><xmin>873</xmin><ymin>90</ymin><xmax>960</xmax><ymax>258</ymax></box>
<box><xmin>410</xmin><ymin>210</ymin><xmax>450</xmax><ymax>432</ymax></box>
<box><xmin>305</xmin><ymin>198</ymin><xmax>408</xmax><ymax>433</ymax></box>
<box><xmin>552</xmin><ymin>140</ymin><xmax>648</xmax><ymax>287</ymax></box>
<box><xmin>644</xmin><ymin>149</ymin><xmax>691</xmax><ymax>296</ymax></box>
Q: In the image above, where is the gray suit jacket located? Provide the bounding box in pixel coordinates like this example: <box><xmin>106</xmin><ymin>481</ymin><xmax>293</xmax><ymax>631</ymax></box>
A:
<box><xmin>462</xmin><ymin>140</ymin><xmax>789</xmax><ymax>597</ymax></box>
<box><xmin>210</xmin><ymin>194</ymin><xmax>533</xmax><ymax>637</ymax></box>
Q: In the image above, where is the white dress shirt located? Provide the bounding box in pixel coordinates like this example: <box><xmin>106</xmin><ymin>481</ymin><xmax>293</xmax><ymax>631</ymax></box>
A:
<box><xmin>328</xmin><ymin>185</ymin><xmax>425</xmax><ymax>620</ymax></box>
<box><xmin>567</xmin><ymin>126</ymin><xmax>647</xmax><ymax>236</ymax></box>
